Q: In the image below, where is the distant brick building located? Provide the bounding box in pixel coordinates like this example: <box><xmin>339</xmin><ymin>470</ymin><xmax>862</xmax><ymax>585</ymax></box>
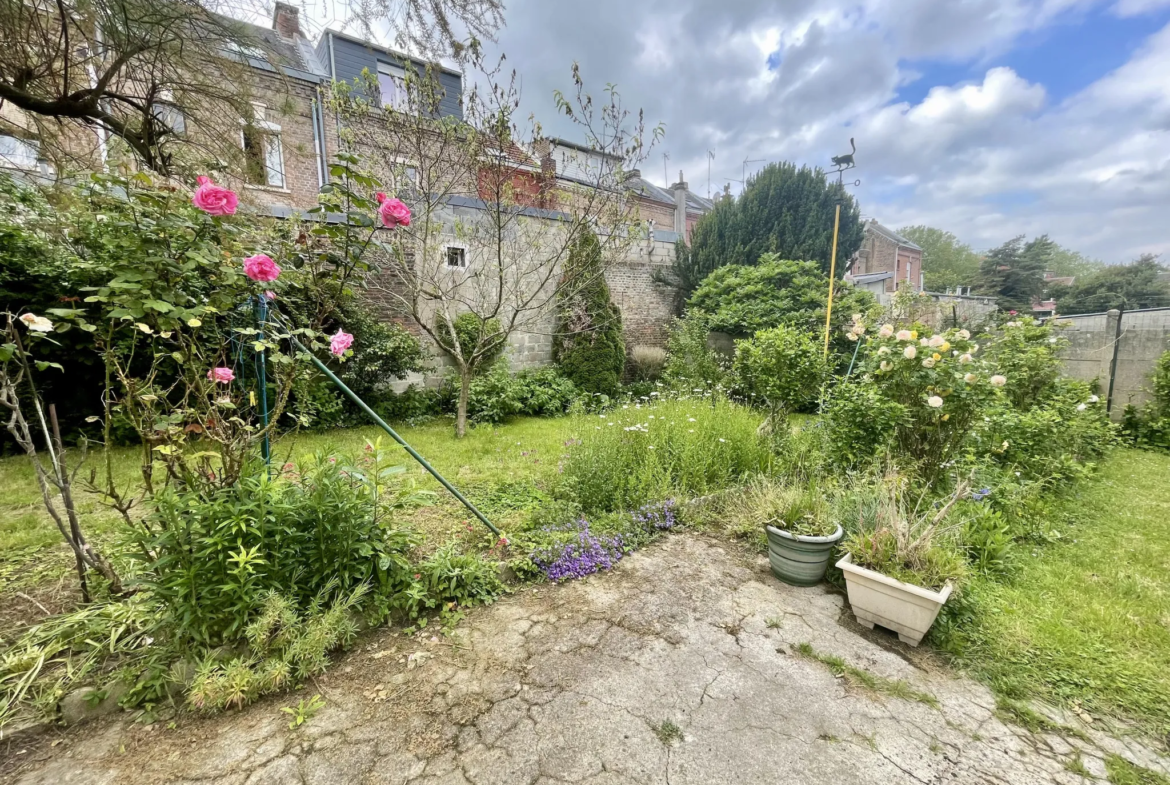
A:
<box><xmin>846</xmin><ymin>220</ymin><xmax>924</xmax><ymax>302</ymax></box>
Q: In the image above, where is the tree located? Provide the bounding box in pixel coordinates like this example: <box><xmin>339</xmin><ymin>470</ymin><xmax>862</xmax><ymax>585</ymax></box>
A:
<box><xmin>897</xmin><ymin>226</ymin><xmax>981</xmax><ymax>292</ymax></box>
<box><xmin>686</xmin><ymin>255</ymin><xmax>877</xmax><ymax>365</ymax></box>
<box><xmin>553</xmin><ymin>229</ymin><xmax>625</xmax><ymax>396</ymax></box>
<box><xmin>978</xmin><ymin>235</ymin><xmax>1048</xmax><ymax>312</ymax></box>
<box><xmin>1049</xmin><ymin>254</ymin><xmax>1170</xmax><ymax>315</ymax></box>
<box><xmin>0</xmin><ymin>0</ymin><xmax>503</xmax><ymax>174</ymax></box>
<box><xmin>678</xmin><ymin>162</ymin><xmax>864</xmax><ymax>294</ymax></box>
<box><xmin>342</xmin><ymin>58</ymin><xmax>658</xmax><ymax>437</ymax></box>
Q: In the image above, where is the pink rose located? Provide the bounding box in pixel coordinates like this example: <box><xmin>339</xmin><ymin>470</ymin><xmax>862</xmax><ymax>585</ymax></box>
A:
<box><xmin>264</xmin><ymin>290</ymin><xmax>277</xmax><ymax>301</ymax></box>
<box><xmin>329</xmin><ymin>330</ymin><xmax>354</xmax><ymax>357</ymax></box>
<box><xmin>207</xmin><ymin>367</ymin><xmax>235</xmax><ymax>384</ymax></box>
<box><xmin>376</xmin><ymin>193</ymin><xmax>411</xmax><ymax>228</ymax></box>
<box><xmin>243</xmin><ymin>254</ymin><xmax>281</xmax><ymax>282</ymax></box>
<box><xmin>192</xmin><ymin>176</ymin><xmax>239</xmax><ymax>216</ymax></box>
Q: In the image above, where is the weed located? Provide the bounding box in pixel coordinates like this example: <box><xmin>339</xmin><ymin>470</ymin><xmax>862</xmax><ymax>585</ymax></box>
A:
<box><xmin>794</xmin><ymin>642</ymin><xmax>939</xmax><ymax>709</ymax></box>
<box><xmin>1105</xmin><ymin>754</ymin><xmax>1170</xmax><ymax>785</ymax></box>
<box><xmin>281</xmin><ymin>694</ymin><xmax>326</xmax><ymax>730</ymax></box>
<box><xmin>993</xmin><ymin>697</ymin><xmax>1088</xmax><ymax>741</ymax></box>
<box><xmin>766</xmin><ymin>617</ymin><xmax>782</xmax><ymax>630</ymax></box>
<box><xmin>653</xmin><ymin>719</ymin><xmax>684</xmax><ymax>745</ymax></box>
<box><xmin>1064</xmin><ymin>756</ymin><xmax>1091</xmax><ymax>778</ymax></box>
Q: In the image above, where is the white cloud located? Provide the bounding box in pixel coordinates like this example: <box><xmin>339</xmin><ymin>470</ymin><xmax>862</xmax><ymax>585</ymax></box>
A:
<box><xmin>464</xmin><ymin>0</ymin><xmax>1170</xmax><ymax>261</ymax></box>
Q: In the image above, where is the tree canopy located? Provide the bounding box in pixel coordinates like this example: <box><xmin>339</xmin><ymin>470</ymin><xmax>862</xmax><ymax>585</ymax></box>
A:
<box><xmin>978</xmin><ymin>235</ymin><xmax>1057</xmax><ymax>312</ymax></box>
<box><xmin>677</xmin><ymin>162</ymin><xmax>864</xmax><ymax>294</ymax></box>
<box><xmin>1049</xmin><ymin>255</ymin><xmax>1170</xmax><ymax>315</ymax></box>
<box><xmin>898</xmin><ymin>225</ymin><xmax>982</xmax><ymax>292</ymax></box>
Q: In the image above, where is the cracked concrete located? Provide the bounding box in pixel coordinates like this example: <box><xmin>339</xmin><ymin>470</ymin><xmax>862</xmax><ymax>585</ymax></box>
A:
<box><xmin>3</xmin><ymin>535</ymin><xmax>1168</xmax><ymax>785</ymax></box>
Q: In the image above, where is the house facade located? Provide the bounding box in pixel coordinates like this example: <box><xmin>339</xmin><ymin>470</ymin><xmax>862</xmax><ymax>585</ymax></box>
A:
<box><xmin>846</xmin><ymin>220</ymin><xmax>924</xmax><ymax>301</ymax></box>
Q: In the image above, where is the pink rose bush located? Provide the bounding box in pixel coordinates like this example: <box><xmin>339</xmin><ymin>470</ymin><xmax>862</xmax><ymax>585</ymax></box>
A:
<box><xmin>243</xmin><ymin>254</ymin><xmax>281</xmax><ymax>283</ymax></box>
<box><xmin>192</xmin><ymin>176</ymin><xmax>239</xmax><ymax>216</ymax></box>
<box><xmin>329</xmin><ymin>330</ymin><xmax>354</xmax><ymax>357</ymax></box>
<box><xmin>375</xmin><ymin>192</ymin><xmax>411</xmax><ymax>228</ymax></box>
<box><xmin>207</xmin><ymin>367</ymin><xmax>235</xmax><ymax>384</ymax></box>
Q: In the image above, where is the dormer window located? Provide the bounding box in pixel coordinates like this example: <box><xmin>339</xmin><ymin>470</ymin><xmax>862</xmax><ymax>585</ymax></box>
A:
<box><xmin>378</xmin><ymin>62</ymin><xmax>407</xmax><ymax>110</ymax></box>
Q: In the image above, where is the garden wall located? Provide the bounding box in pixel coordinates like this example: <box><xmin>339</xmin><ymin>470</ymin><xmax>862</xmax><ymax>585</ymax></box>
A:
<box><xmin>1056</xmin><ymin>307</ymin><xmax>1170</xmax><ymax>419</ymax></box>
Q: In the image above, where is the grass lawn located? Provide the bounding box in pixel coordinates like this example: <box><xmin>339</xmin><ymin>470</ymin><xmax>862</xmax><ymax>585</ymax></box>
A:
<box><xmin>0</xmin><ymin>416</ymin><xmax>576</xmax><ymax>628</ymax></box>
<box><xmin>951</xmin><ymin>448</ymin><xmax>1170</xmax><ymax>739</ymax></box>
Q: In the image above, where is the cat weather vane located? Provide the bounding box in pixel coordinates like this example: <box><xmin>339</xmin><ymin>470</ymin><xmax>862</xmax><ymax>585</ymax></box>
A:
<box><xmin>823</xmin><ymin>137</ymin><xmax>861</xmax><ymax>358</ymax></box>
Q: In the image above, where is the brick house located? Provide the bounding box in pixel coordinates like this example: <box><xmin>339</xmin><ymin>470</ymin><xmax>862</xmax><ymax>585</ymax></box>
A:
<box><xmin>624</xmin><ymin>169</ymin><xmax>714</xmax><ymax>244</ymax></box>
<box><xmin>846</xmin><ymin>220</ymin><xmax>924</xmax><ymax>302</ymax></box>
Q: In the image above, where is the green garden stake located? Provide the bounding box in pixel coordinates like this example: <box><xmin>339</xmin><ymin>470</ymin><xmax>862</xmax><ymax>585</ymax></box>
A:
<box><xmin>254</xmin><ymin>295</ymin><xmax>272</xmax><ymax>471</ymax></box>
<box><xmin>287</xmin><ymin>335</ymin><xmax>503</xmax><ymax>539</ymax></box>
<box><xmin>846</xmin><ymin>334</ymin><xmax>862</xmax><ymax>377</ymax></box>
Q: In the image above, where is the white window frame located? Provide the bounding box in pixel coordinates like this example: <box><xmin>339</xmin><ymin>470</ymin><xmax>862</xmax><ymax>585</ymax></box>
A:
<box><xmin>0</xmin><ymin>134</ymin><xmax>40</xmax><ymax>171</ymax></box>
<box><xmin>239</xmin><ymin>104</ymin><xmax>286</xmax><ymax>189</ymax></box>
<box><xmin>444</xmin><ymin>244</ymin><xmax>468</xmax><ymax>270</ymax></box>
<box><xmin>377</xmin><ymin>61</ymin><xmax>407</xmax><ymax>110</ymax></box>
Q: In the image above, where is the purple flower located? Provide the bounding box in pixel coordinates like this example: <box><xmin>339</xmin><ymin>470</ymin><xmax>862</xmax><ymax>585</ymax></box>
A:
<box><xmin>632</xmin><ymin>499</ymin><xmax>677</xmax><ymax>531</ymax></box>
<box><xmin>532</xmin><ymin>517</ymin><xmax>624</xmax><ymax>581</ymax></box>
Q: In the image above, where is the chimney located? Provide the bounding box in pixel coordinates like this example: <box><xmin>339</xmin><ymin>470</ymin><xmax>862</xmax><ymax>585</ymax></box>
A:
<box><xmin>671</xmin><ymin>170</ymin><xmax>688</xmax><ymax>239</ymax></box>
<box><xmin>273</xmin><ymin>2</ymin><xmax>301</xmax><ymax>38</ymax></box>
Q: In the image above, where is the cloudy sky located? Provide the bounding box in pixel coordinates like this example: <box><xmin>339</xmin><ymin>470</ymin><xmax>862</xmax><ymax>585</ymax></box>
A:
<box><xmin>306</xmin><ymin>0</ymin><xmax>1170</xmax><ymax>263</ymax></box>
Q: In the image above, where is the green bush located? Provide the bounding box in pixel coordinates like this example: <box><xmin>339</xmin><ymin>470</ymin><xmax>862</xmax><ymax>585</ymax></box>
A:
<box><xmin>687</xmin><ymin>255</ymin><xmax>877</xmax><ymax>363</ymax></box>
<box><xmin>822</xmin><ymin>382</ymin><xmax>906</xmax><ymax>468</ymax></box>
<box><xmin>140</xmin><ymin>447</ymin><xmax>424</xmax><ymax>646</ymax></box>
<box><xmin>554</xmin><ymin>229</ymin><xmax>625</xmax><ymax>396</ymax></box>
<box><xmin>376</xmin><ymin>384</ymin><xmax>443</xmax><ymax>423</ymax></box>
<box><xmin>334</xmin><ymin>298</ymin><xmax>425</xmax><ymax>403</ymax></box>
<box><xmin>514</xmin><ymin>367</ymin><xmax>579</xmax><ymax>416</ymax></box>
<box><xmin>956</xmin><ymin>501</ymin><xmax>1014</xmax><ymax>576</ymax></box>
<box><xmin>733</xmin><ymin>325</ymin><xmax>826</xmax><ymax>412</ymax></box>
<box><xmin>434</xmin><ymin>312</ymin><xmax>506</xmax><ymax>370</ymax></box>
<box><xmin>662</xmin><ymin>311</ymin><xmax>729</xmax><ymax>390</ymax></box>
<box><xmin>560</xmin><ymin>393</ymin><xmax>770</xmax><ymax>512</ymax></box>
<box><xmin>979</xmin><ymin>317</ymin><xmax>1066</xmax><ymax>409</ymax></box>
<box><xmin>1122</xmin><ymin>349</ymin><xmax>1170</xmax><ymax>451</ymax></box>
<box><xmin>439</xmin><ymin>361</ymin><xmax>580</xmax><ymax>424</ymax></box>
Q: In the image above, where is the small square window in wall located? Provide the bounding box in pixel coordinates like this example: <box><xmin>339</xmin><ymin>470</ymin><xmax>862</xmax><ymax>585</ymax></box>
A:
<box><xmin>445</xmin><ymin>246</ymin><xmax>467</xmax><ymax>269</ymax></box>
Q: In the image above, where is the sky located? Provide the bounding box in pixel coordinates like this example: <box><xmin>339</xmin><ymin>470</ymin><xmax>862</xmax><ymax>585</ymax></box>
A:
<box><xmin>302</xmin><ymin>0</ymin><xmax>1170</xmax><ymax>263</ymax></box>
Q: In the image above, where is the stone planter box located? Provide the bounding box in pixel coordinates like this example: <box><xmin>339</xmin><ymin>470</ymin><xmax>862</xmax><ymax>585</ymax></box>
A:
<box><xmin>765</xmin><ymin>524</ymin><xmax>842</xmax><ymax>587</ymax></box>
<box><xmin>836</xmin><ymin>553</ymin><xmax>953</xmax><ymax>647</ymax></box>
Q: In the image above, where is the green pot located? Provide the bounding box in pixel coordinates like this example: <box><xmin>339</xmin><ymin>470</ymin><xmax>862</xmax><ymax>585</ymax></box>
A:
<box><xmin>765</xmin><ymin>524</ymin><xmax>843</xmax><ymax>587</ymax></box>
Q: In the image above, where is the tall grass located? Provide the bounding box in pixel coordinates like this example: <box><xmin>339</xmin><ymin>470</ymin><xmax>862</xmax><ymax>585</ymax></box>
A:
<box><xmin>561</xmin><ymin>394</ymin><xmax>769</xmax><ymax>512</ymax></box>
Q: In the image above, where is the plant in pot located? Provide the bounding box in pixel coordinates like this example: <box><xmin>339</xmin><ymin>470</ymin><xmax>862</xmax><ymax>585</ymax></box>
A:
<box><xmin>836</xmin><ymin>475</ymin><xmax>968</xmax><ymax>646</ymax></box>
<box><xmin>761</xmin><ymin>482</ymin><xmax>843</xmax><ymax>587</ymax></box>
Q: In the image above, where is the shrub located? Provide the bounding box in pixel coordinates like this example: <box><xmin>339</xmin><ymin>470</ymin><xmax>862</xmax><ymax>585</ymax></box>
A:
<box><xmin>979</xmin><ymin>317</ymin><xmax>1066</xmax><ymax>409</ymax></box>
<box><xmin>662</xmin><ymin>311</ymin><xmax>729</xmax><ymax>390</ymax></box>
<box><xmin>553</xmin><ymin>229</ymin><xmax>625</xmax><ymax>396</ymax></box>
<box><xmin>822</xmin><ymin>382</ymin><xmax>905</xmax><ymax>468</ymax></box>
<box><xmin>560</xmin><ymin>393</ymin><xmax>770</xmax><ymax>512</ymax></box>
<box><xmin>1122</xmin><ymin>349</ymin><xmax>1170</xmax><ymax>451</ymax></box>
<box><xmin>333</xmin><ymin>297</ymin><xmax>425</xmax><ymax>403</ymax></box>
<box><xmin>629</xmin><ymin>345</ymin><xmax>667</xmax><ymax>382</ymax></box>
<box><xmin>956</xmin><ymin>501</ymin><xmax>1013</xmax><ymax>576</ymax></box>
<box><xmin>439</xmin><ymin>361</ymin><xmax>580</xmax><ymax>424</ymax></box>
<box><xmin>687</xmin><ymin>255</ymin><xmax>877</xmax><ymax>363</ymax></box>
<box><xmin>974</xmin><ymin>378</ymin><xmax>1114</xmax><ymax>481</ymax></box>
<box><xmin>140</xmin><ymin>445</ymin><xmax>425</xmax><ymax>646</ymax></box>
<box><xmin>733</xmin><ymin>325</ymin><xmax>826</xmax><ymax>412</ymax></box>
<box><xmin>434</xmin><ymin>312</ymin><xmax>506</xmax><ymax>370</ymax></box>
<box><xmin>514</xmin><ymin>367</ymin><xmax>580</xmax><ymax>417</ymax></box>
<box><xmin>405</xmin><ymin>545</ymin><xmax>505</xmax><ymax>620</ymax></box>
<box><xmin>376</xmin><ymin>384</ymin><xmax>443</xmax><ymax>424</ymax></box>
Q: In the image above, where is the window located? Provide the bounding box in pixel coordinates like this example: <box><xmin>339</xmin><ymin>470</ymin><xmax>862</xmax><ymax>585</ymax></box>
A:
<box><xmin>0</xmin><ymin>134</ymin><xmax>40</xmax><ymax>170</ymax></box>
<box><xmin>445</xmin><ymin>246</ymin><xmax>467</xmax><ymax>269</ymax></box>
<box><xmin>378</xmin><ymin>61</ymin><xmax>407</xmax><ymax>109</ymax></box>
<box><xmin>152</xmin><ymin>103</ymin><xmax>186</xmax><ymax>136</ymax></box>
<box><xmin>240</xmin><ymin>104</ymin><xmax>285</xmax><ymax>189</ymax></box>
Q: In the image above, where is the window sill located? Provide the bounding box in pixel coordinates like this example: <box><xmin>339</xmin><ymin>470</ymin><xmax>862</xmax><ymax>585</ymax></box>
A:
<box><xmin>245</xmin><ymin>184</ymin><xmax>291</xmax><ymax>194</ymax></box>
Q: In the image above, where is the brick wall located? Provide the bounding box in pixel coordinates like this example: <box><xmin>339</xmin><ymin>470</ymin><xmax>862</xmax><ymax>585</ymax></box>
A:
<box><xmin>606</xmin><ymin>239</ymin><xmax>679</xmax><ymax>350</ymax></box>
<box><xmin>237</xmin><ymin>73</ymin><xmax>324</xmax><ymax>214</ymax></box>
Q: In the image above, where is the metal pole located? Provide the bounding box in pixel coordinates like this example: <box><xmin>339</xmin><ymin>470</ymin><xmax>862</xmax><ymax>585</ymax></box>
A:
<box><xmin>254</xmin><ymin>296</ymin><xmax>271</xmax><ymax>470</ymax></box>
<box><xmin>823</xmin><ymin>203</ymin><xmax>842</xmax><ymax>358</ymax></box>
<box><xmin>1106</xmin><ymin>308</ymin><xmax>1123</xmax><ymax>415</ymax></box>
<box><xmin>289</xmin><ymin>337</ymin><xmax>502</xmax><ymax>537</ymax></box>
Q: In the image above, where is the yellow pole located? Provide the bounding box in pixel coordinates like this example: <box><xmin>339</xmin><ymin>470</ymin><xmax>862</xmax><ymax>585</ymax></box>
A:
<box><xmin>823</xmin><ymin>202</ymin><xmax>841</xmax><ymax>358</ymax></box>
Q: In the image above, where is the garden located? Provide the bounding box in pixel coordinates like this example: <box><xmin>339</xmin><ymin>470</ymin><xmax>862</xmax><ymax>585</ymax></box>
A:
<box><xmin>2</xmin><ymin>163</ymin><xmax>1170</xmax><ymax>778</ymax></box>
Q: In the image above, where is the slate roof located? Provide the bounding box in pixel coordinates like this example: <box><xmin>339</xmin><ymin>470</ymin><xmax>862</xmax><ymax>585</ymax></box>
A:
<box><xmin>867</xmin><ymin>220</ymin><xmax>922</xmax><ymax>251</ymax></box>
<box><xmin>625</xmin><ymin>174</ymin><xmax>715</xmax><ymax>215</ymax></box>
<box><xmin>218</xmin><ymin>15</ymin><xmax>327</xmax><ymax>80</ymax></box>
